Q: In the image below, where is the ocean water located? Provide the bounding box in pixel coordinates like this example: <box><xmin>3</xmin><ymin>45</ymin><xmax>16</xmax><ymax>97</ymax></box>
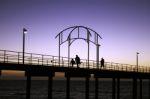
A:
<box><xmin>0</xmin><ymin>80</ymin><xmax>149</xmax><ymax>99</ymax></box>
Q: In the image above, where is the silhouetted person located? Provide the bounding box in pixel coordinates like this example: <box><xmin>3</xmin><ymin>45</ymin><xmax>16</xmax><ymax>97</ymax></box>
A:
<box><xmin>75</xmin><ymin>55</ymin><xmax>80</xmax><ymax>68</ymax></box>
<box><xmin>101</xmin><ymin>58</ymin><xmax>105</xmax><ymax>68</ymax></box>
<box><xmin>70</xmin><ymin>58</ymin><xmax>75</xmax><ymax>67</ymax></box>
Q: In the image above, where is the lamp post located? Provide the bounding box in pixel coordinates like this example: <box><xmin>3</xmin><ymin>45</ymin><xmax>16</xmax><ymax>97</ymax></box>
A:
<box><xmin>23</xmin><ymin>28</ymin><xmax>27</xmax><ymax>64</ymax></box>
<box><xmin>136</xmin><ymin>52</ymin><xmax>139</xmax><ymax>72</ymax></box>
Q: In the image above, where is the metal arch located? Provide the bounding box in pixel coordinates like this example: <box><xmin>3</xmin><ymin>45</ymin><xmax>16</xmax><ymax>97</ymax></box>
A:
<box><xmin>55</xmin><ymin>26</ymin><xmax>102</xmax><ymax>68</ymax></box>
<box><xmin>57</xmin><ymin>26</ymin><xmax>100</xmax><ymax>46</ymax></box>
<box><xmin>55</xmin><ymin>26</ymin><xmax>96</xmax><ymax>39</ymax></box>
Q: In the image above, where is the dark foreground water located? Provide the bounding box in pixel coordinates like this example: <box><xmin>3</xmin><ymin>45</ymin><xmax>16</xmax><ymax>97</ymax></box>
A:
<box><xmin>0</xmin><ymin>80</ymin><xmax>149</xmax><ymax>99</ymax></box>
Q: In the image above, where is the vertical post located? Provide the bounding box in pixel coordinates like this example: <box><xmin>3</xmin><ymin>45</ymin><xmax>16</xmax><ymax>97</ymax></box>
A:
<box><xmin>66</xmin><ymin>76</ymin><xmax>70</xmax><ymax>99</ymax></box>
<box><xmin>68</xmin><ymin>35</ymin><xmax>70</xmax><ymax>67</ymax></box>
<box><xmin>140</xmin><ymin>79</ymin><xmax>142</xmax><ymax>99</ymax></box>
<box><xmin>96</xmin><ymin>34</ymin><xmax>99</xmax><ymax>69</ymax></box>
<box><xmin>62</xmin><ymin>57</ymin><xmax>64</xmax><ymax>67</ymax></box>
<box><xmin>42</xmin><ymin>55</ymin><xmax>44</xmax><ymax>65</ymax></box>
<box><xmin>117</xmin><ymin>78</ymin><xmax>120</xmax><ymax>99</ymax></box>
<box><xmin>3</xmin><ymin>50</ymin><xmax>6</xmax><ymax>63</ymax></box>
<box><xmin>149</xmin><ymin>79</ymin><xmax>150</xmax><ymax>99</ymax></box>
<box><xmin>95</xmin><ymin>77</ymin><xmax>98</xmax><ymax>99</ymax></box>
<box><xmin>136</xmin><ymin>52</ymin><xmax>139</xmax><ymax>72</ymax></box>
<box><xmin>23</xmin><ymin>31</ymin><xmax>25</xmax><ymax>65</ymax></box>
<box><xmin>59</xmin><ymin>34</ymin><xmax>61</xmax><ymax>66</ymax></box>
<box><xmin>133</xmin><ymin>78</ymin><xmax>137</xmax><ymax>99</ymax></box>
<box><xmin>48</xmin><ymin>76</ymin><xmax>53</xmax><ymax>99</ymax></box>
<box><xmin>23</xmin><ymin>28</ymin><xmax>27</xmax><ymax>65</ymax></box>
<box><xmin>26</xmin><ymin>72</ymin><xmax>31</xmax><ymax>99</ymax></box>
<box><xmin>96</xmin><ymin>45</ymin><xmax>99</xmax><ymax>69</ymax></box>
<box><xmin>18</xmin><ymin>52</ymin><xmax>20</xmax><ymax>64</ymax></box>
<box><xmin>112</xmin><ymin>77</ymin><xmax>116</xmax><ymax>99</ymax></box>
<box><xmin>30</xmin><ymin>53</ymin><xmax>32</xmax><ymax>65</ymax></box>
<box><xmin>87</xmin><ymin>30</ymin><xmax>90</xmax><ymax>69</ymax></box>
<box><xmin>86</xmin><ymin>77</ymin><xmax>89</xmax><ymax>99</ymax></box>
<box><xmin>0</xmin><ymin>70</ymin><xmax>1</xmax><ymax>76</ymax></box>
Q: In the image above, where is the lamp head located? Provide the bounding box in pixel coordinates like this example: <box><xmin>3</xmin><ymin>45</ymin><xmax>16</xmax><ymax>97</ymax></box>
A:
<box><xmin>23</xmin><ymin>28</ymin><xmax>27</xmax><ymax>34</ymax></box>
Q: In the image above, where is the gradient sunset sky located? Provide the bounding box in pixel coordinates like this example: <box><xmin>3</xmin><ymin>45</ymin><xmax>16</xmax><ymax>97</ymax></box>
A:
<box><xmin>0</xmin><ymin>0</ymin><xmax>150</xmax><ymax>66</ymax></box>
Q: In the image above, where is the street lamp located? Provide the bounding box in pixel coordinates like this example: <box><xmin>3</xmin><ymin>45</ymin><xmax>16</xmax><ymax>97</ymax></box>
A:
<box><xmin>23</xmin><ymin>28</ymin><xmax>27</xmax><ymax>64</ymax></box>
<box><xmin>136</xmin><ymin>52</ymin><xmax>139</xmax><ymax>72</ymax></box>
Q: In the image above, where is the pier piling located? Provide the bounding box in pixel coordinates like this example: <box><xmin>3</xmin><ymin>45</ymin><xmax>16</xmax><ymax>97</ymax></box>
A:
<box><xmin>140</xmin><ymin>79</ymin><xmax>142</xmax><ymax>99</ymax></box>
<box><xmin>85</xmin><ymin>77</ymin><xmax>89</xmax><ymax>99</ymax></box>
<box><xmin>117</xmin><ymin>78</ymin><xmax>120</xmax><ymax>99</ymax></box>
<box><xmin>149</xmin><ymin>79</ymin><xmax>150</xmax><ymax>99</ymax></box>
<box><xmin>112</xmin><ymin>77</ymin><xmax>116</xmax><ymax>99</ymax></box>
<box><xmin>26</xmin><ymin>74</ymin><xmax>31</xmax><ymax>99</ymax></box>
<box><xmin>95</xmin><ymin>78</ymin><xmax>98</xmax><ymax>99</ymax></box>
<box><xmin>66</xmin><ymin>76</ymin><xmax>70</xmax><ymax>99</ymax></box>
<box><xmin>133</xmin><ymin>78</ymin><xmax>137</xmax><ymax>99</ymax></box>
<box><xmin>48</xmin><ymin>76</ymin><xmax>53</xmax><ymax>99</ymax></box>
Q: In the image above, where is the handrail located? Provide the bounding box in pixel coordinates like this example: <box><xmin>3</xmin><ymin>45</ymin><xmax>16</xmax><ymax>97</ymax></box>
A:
<box><xmin>0</xmin><ymin>50</ymin><xmax>149</xmax><ymax>73</ymax></box>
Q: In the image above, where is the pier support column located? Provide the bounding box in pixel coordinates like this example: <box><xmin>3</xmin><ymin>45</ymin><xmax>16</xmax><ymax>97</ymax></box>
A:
<box><xmin>85</xmin><ymin>77</ymin><xmax>89</xmax><ymax>99</ymax></box>
<box><xmin>117</xmin><ymin>78</ymin><xmax>120</xmax><ymax>99</ymax></box>
<box><xmin>139</xmin><ymin>79</ymin><xmax>142</xmax><ymax>99</ymax></box>
<box><xmin>149</xmin><ymin>79</ymin><xmax>150</xmax><ymax>99</ymax></box>
<box><xmin>133</xmin><ymin>78</ymin><xmax>137</xmax><ymax>99</ymax></box>
<box><xmin>48</xmin><ymin>76</ymin><xmax>53</xmax><ymax>99</ymax></box>
<box><xmin>112</xmin><ymin>77</ymin><xmax>116</xmax><ymax>99</ymax></box>
<box><xmin>95</xmin><ymin>78</ymin><xmax>98</xmax><ymax>99</ymax></box>
<box><xmin>66</xmin><ymin>77</ymin><xmax>70</xmax><ymax>99</ymax></box>
<box><xmin>0</xmin><ymin>70</ymin><xmax>1</xmax><ymax>76</ymax></box>
<box><xmin>26</xmin><ymin>74</ymin><xmax>31</xmax><ymax>99</ymax></box>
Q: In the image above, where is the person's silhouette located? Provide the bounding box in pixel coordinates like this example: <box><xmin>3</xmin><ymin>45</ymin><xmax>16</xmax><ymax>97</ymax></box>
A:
<box><xmin>70</xmin><ymin>58</ymin><xmax>75</xmax><ymax>67</ymax></box>
<box><xmin>75</xmin><ymin>55</ymin><xmax>80</xmax><ymax>68</ymax></box>
<box><xmin>101</xmin><ymin>58</ymin><xmax>105</xmax><ymax>68</ymax></box>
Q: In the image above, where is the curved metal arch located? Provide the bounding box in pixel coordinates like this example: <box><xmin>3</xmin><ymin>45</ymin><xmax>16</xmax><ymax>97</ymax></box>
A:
<box><xmin>67</xmin><ymin>26</ymin><xmax>92</xmax><ymax>39</ymax></box>
<box><xmin>55</xmin><ymin>26</ymin><xmax>102</xmax><ymax>69</ymax></box>
<box><xmin>55</xmin><ymin>26</ymin><xmax>101</xmax><ymax>39</ymax></box>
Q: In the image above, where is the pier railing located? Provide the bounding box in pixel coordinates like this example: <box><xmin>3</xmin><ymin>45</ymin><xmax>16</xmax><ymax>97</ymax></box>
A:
<box><xmin>0</xmin><ymin>50</ymin><xmax>150</xmax><ymax>73</ymax></box>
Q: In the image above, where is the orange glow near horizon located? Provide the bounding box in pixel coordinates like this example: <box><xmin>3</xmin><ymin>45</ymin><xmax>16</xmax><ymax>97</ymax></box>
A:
<box><xmin>2</xmin><ymin>70</ymin><xmax>25</xmax><ymax>77</ymax></box>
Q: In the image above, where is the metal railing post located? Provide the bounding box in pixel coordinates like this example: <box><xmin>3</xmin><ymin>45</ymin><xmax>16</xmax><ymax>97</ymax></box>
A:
<box><xmin>30</xmin><ymin>53</ymin><xmax>32</xmax><ymax>65</ymax></box>
<box><xmin>4</xmin><ymin>50</ymin><xmax>6</xmax><ymax>63</ymax></box>
<box><xmin>18</xmin><ymin>52</ymin><xmax>20</xmax><ymax>64</ymax></box>
<box><xmin>38</xmin><ymin>59</ymin><xmax>39</xmax><ymax>65</ymax></box>
<box><xmin>7</xmin><ymin>56</ymin><xmax>8</xmax><ymax>63</ymax></box>
<box><xmin>42</xmin><ymin>55</ymin><xmax>44</xmax><ymax>65</ymax></box>
<box><xmin>47</xmin><ymin>60</ymin><xmax>48</xmax><ymax>66</ymax></box>
<box><xmin>62</xmin><ymin>57</ymin><xmax>64</xmax><ymax>67</ymax></box>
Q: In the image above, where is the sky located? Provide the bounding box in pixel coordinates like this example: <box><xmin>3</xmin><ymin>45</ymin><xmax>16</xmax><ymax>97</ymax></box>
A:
<box><xmin>0</xmin><ymin>0</ymin><xmax>150</xmax><ymax>68</ymax></box>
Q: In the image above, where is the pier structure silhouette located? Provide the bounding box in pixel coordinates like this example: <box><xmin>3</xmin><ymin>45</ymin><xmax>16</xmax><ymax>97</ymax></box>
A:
<box><xmin>0</xmin><ymin>26</ymin><xmax>150</xmax><ymax>99</ymax></box>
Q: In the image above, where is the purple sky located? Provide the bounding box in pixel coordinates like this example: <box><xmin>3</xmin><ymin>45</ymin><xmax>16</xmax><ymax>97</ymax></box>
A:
<box><xmin>0</xmin><ymin>0</ymin><xmax>150</xmax><ymax>66</ymax></box>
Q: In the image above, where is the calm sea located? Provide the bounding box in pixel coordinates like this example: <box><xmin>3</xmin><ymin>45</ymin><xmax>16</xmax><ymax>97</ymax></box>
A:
<box><xmin>0</xmin><ymin>80</ymin><xmax>149</xmax><ymax>99</ymax></box>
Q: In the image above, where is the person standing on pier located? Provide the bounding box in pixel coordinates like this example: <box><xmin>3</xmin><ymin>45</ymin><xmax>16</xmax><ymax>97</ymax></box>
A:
<box><xmin>71</xmin><ymin>58</ymin><xmax>75</xmax><ymax>67</ymax></box>
<box><xmin>101</xmin><ymin>58</ymin><xmax>105</xmax><ymax>69</ymax></box>
<box><xmin>75</xmin><ymin>55</ymin><xmax>80</xmax><ymax>68</ymax></box>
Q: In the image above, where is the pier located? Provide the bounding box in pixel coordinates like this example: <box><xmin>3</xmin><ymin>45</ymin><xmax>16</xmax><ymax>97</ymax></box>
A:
<box><xmin>0</xmin><ymin>26</ymin><xmax>150</xmax><ymax>99</ymax></box>
<box><xmin>0</xmin><ymin>50</ymin><xmax>150</xmax><ymax>99</ymax></box>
